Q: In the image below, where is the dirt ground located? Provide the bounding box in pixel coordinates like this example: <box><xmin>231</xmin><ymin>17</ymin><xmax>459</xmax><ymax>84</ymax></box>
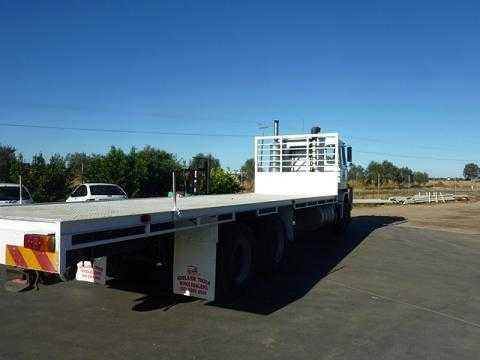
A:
<box><xmin>354</xmin><ymin>200</ymin><xmax>480</xmax><ymax>235</ymax></box>
<box><xmin>352</xmin><ymin>179</ymin><xmax>480</xmax><ymax>201</ymax></box>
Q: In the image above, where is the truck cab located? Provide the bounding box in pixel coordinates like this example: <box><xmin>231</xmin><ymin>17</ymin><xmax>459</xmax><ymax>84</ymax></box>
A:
<box><xmin>254</xmin><ymin>130</ymin><xmax>352</xmax><ymax>197</ymax></box>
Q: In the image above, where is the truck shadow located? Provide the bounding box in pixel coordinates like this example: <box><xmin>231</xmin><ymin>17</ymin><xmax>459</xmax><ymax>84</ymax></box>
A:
<box><xmin>211</xmin><ymin>215</ymin><xmax>405</xmax><ymax>315</ymax></box>
<box><xmin>112</xmin><ymin>215</ymin><xmax>404</xmax><ymax>313</ymax></box>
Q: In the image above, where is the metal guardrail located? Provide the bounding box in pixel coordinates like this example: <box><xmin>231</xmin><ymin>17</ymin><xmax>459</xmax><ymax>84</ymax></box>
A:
<box><xmin>255</xmin><ymin>134</ymin><xmax>338</xmax><ymax>173</ymax></box>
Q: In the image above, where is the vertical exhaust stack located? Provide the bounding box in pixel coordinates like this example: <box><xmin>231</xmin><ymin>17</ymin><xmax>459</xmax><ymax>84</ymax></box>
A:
<box><xmin>311</xmin><ymin>126</ymin><xmax>321</xmax><ymax>134</ymax></box>
<box><xmin>272</xmin><ymin>120</ymin><xmax>280</xmax><ymax>172</ymax></box>
<box><xmin>274</xmin><ymin>120</ymin><xmax>280</xmax><ymax>136</ymax></box>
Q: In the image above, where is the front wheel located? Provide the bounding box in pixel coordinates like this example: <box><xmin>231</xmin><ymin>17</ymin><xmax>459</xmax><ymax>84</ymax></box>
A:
<box><xmin>334</xmin><ymin>197</ymin><xmax>351</xmax><ymax>234</ymax></box>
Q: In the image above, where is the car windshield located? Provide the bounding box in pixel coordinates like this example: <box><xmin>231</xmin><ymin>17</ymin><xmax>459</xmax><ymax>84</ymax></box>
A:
<box><xmin>90</xmin><ymin>185</ymin><xmax>125</xmax><ymax>196</ymax></box>
<box><xmin>0</xmin><ymin>186</ymin><xmax>31</xmax><ymax>201</ymax></box>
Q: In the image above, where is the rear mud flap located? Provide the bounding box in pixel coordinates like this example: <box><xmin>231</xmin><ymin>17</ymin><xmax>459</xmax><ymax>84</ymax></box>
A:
<box><xmin>173</xmin><ymin>224</ymin><xmax>218</xmax><ymax>301</ymax></box>
<box><xmin>76</xmin><ymin>257</ymin><xmax>107</xmax><ymax>285</ymax></box>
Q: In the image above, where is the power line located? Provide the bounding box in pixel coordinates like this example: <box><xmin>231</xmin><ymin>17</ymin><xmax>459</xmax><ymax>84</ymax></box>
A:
<box><xmin>1</xmin><ymin>100</ymin><xmax>476</xmax><ymax>149</ymax></box>
<box><xmin>0</xmin><ymin>122</ymin><xmax>254</xmax><ymax>138</ymax></box>
<box><xmin>0</xmin><ymin>122</ymin><xmax>476</xmax><ymax>162</ymax></box>
<box><xmin>0</xmin><ymin>101</ymin><xmax>260</xmax><ymax>125</ymax></box>
<box><xmin>356</xmin><ymin>150</ymin><xmax>475</xmax><ymax>162</ymax></box>
<box><xmin>344</xmin><ymin>134</ymin><xmax>447</xmax><ymax>151</ymax></box>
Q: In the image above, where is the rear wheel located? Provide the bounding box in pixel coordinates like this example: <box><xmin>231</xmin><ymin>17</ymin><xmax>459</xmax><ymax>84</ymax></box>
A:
<box><xmin>256</xmin><ymin>216</ymin><xmax>287</xmax><ymax>275</ymax></box>
<box><xmin>216</xmin><ymin>222</ymin><xmax>256</xmax><ymax>301</ymax></box>
<box><xmin>59</xmin><ymin>264</ymin><xmax>77</xmax><ymax>282</ymax></box>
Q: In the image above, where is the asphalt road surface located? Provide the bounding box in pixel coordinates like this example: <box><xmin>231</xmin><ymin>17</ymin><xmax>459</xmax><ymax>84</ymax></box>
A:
<box><xmin>1</xmin><ymin>210</ymin><xmax>480</xmax><ymax>360</ymax></box>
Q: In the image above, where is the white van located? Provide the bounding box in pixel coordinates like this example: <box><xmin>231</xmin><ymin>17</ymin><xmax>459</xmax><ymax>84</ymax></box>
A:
<box><xmin>66</xmin><ymin>183</ymin><xmax>128</xmax><ymax>203</ymax></box>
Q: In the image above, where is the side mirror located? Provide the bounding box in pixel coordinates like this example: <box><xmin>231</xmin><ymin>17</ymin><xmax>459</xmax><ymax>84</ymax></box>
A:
<box><xmin>347</xmin><ymin>146</ymin><xmax>352</xmax><ymax>163</ymax></box>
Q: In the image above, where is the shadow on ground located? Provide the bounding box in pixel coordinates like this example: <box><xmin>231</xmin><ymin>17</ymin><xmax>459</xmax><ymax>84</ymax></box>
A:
<box><xmin>108</xmin><ymin>215</ymin><xmax>405</xmax><ymax>314</ymax></box>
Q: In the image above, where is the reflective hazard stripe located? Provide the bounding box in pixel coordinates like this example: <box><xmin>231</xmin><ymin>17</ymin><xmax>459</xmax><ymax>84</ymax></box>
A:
<box><xmin>5</xmin><ymin>245</ymin><xmax>59</xmax><ymax>273</ymax></box>
<box><xmin>6</xmin><ymin>245</ymin><xmax>28</xmax><ymax>268</ymax></box>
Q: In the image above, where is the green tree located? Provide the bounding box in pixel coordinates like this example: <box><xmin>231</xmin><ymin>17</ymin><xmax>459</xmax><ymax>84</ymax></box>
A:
<box><xmin>463</xmin><ymin>163</ymin><xmax>479</xmax><ymax>180</ymax></box>
<box><xmin>132</xmin><ymin>146</ymin><xmax>182</xmax><ymax>197</ymax></box>
<box><xmin>366</xmin><ymin>161</ymin><xmax>383</xmax><ymax>185</ymax></box>
<box><xmin>413</xmin><ymin>171</ymin><xmax>429</xmax><ymax>185</ymax></box>
<box><xmin>43</xmin><ymin>154</ymin><xmax>71</xmax><ymax>202</ymax></box>
<box><xmin>81</xmin><ymin>154</ymin><xmax>105</xmax><ymax>183</ymax></box>
<box><xmin>21</xmin><ymin>153</ymin><xmax>51</xmax><ymax>202</ymax></box>
<box><xmin>210</xmin><ymin>167</ymin><xmax>241</xmax><ymax>194</ymax></box>
<box><xmin>381</xmin><ymin>160</ymin><xmax>401</xmax><ymax>183</ymax></box>
<box><xmin>399</xmin><ymin>166</ymin><xmax>414</xmax><ymax>185</ymax></box>
<box><xmin>66</xmin><ymin>152</ymin><xmax>89</xmax><ymax>184</ymax></box>
<box><xmin>240</xmin><ymin>158</ymin><xmax>255</xmax><ymax>181</ymax></box>
<box><xmin>21</xmin><ymin>153</ymin><xmax>71</xmax><ymax>202</ymax></box>
<box><xmin>348</xmin><ymin>164</ymin><xmax>365</xmax><ymax>182</ymax></box>
<box><xmin>190</xmin><ymin>153</ymin><xmax>220</xmax><ymax>170</ymax></box>
<box><xmin>9</xmin><ymin>153</ymin><xmax>29</xmax><ymax>185</ymax></box>
<box><xmin>0</xmin><ymin>144</ymin><xmax>17</xmax><ymax>182</ymax></box>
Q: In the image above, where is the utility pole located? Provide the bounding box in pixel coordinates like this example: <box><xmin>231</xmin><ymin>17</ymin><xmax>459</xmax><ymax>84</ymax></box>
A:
<box><xmin>206</xmin><ymin>158</ymin><xmax>211</xmax><ymax>195</ymax></box>
<box><xmin>377</xmin><ymin>173</ymin><xmax>380</xmax><ymax>199</ymax></box>
<box><xmin>183</xmin><ymin>161</ymin><xmax>187</xmax><ymax>197</ymax></box>
<box><xmin>81</xmin><ymin>161</ymin><xmax>84</xmax><ymax>184</ymax></box>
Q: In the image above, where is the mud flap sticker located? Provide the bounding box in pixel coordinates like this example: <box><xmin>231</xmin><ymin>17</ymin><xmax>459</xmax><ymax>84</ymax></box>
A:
<box><xmin>173</xmin><ymin>224</ymin><xmax>217</xmax><ymax>301</ymax></box>
<box><xmin>76</xmin><ymin>257</ymin><xmax>107</xmax><ymax>285</ymax></box>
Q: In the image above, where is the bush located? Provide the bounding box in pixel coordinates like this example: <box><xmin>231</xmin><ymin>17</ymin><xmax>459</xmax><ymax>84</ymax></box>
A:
<box><xmin>210</xmin><ymin>167</ymin><xmax>241</xmax><ymax>194</ymax></box>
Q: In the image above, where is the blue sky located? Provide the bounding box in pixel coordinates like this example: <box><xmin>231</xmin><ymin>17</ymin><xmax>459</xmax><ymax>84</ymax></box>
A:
<box><xmin>0</xmin><ymin>0</ymin><xmax>479</xmax><ymax>177</ymax></box>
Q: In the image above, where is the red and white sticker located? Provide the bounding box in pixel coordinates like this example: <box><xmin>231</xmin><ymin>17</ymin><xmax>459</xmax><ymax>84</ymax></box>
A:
<box><xmin>76</xmin><ymin>257</ymin><xmax>107</xmax><ymax>285</ymax></box>
<box><xmin>176</xmin><ymin>265</ymin><xmax>212</xmax><ymax>298</ymax></box>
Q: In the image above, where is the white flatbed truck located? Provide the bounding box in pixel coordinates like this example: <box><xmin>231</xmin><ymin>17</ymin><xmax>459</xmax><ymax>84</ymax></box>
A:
<box><xmin>0</xmin><ymin>129</ymin><xmax>352</xmax><ymax>300</ymax></box>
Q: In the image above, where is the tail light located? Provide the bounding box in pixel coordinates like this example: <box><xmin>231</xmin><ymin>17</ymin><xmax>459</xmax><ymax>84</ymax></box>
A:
<box><xmin>24</xmin><ymin>234</ymin><xmax>56</xmax><ymax>252</ymax></box>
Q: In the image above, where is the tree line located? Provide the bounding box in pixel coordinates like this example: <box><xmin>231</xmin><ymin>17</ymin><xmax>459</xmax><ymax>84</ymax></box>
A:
<box><xmin>348</xmin><ymin>160</ymin><xmax>429</xmax><ymax>186</ymax></box>
<box><xmin>0</xmin><ymin>144</ymin><xmax>241</xmax><ymax>202</ymax></box>
<box><xmin>0</xmin><ymin>143</ymin><xmax>438</xmax><ymax>202</ymax></box>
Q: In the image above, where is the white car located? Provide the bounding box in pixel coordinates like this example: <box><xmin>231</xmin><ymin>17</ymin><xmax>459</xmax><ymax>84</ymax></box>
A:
<box><xmin>0</xmin><ymin>183</ymin><xmax>34</xmax><ymax>206</ymax></box>
<box><xmin>66</xmin><ymin>183</ymin><xmax>128</xmax><ymax>203</ymax></box>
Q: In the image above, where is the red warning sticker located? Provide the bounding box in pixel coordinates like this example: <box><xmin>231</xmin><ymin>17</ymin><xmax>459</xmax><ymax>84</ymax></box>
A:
<box><xmin>176</xmin><ymin>266</ymin><xmax>211</xmax><ymax>297</ymax></box>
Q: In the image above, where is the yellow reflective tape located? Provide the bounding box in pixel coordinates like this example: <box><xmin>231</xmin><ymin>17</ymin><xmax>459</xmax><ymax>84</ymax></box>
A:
<box><xmin>5</xmin><ymin>246</ymin><xmax>15</xmax><ymax>267</ymax></box>
<box><xmin>46</xmin><ymin>251</ymin><xmax>59</xmax><ymax>271</ymax></box>
<box><xmin>18</xmin><ymin>247</ymin><xmax>42</xmax><ymax>271</ymax></box>
<box><xmin>4</xmin><ymin>245</ymin><xmax>59</xmax><ymax>272</ymax></box>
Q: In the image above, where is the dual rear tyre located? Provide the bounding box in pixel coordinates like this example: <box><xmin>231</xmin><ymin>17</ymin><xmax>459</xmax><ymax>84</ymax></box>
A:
<box><xmin>216</xmin><ymin>223</ymin><xmax>256</xmax><ymax>301</ymax></box>
<box><xmin>256</xmin><ymin>216</ymin><xmax>287</xmax><ymax>275</ymax></box>
<box><xmin>216</xmin><ymin>216</ymin><xmax>288</xmax><ymax>301</ymax></box>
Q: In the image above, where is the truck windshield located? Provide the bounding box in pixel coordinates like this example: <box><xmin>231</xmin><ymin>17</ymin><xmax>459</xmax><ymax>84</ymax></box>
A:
<box><xmin>90</xmin><ymin>185</ymin><xmax>125</xmax><ymax>196</ymax></box>
<box><xmin>0</xmin><ymin>186</ymin><xmax>31</xmax><ymax>201</ymax></box>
